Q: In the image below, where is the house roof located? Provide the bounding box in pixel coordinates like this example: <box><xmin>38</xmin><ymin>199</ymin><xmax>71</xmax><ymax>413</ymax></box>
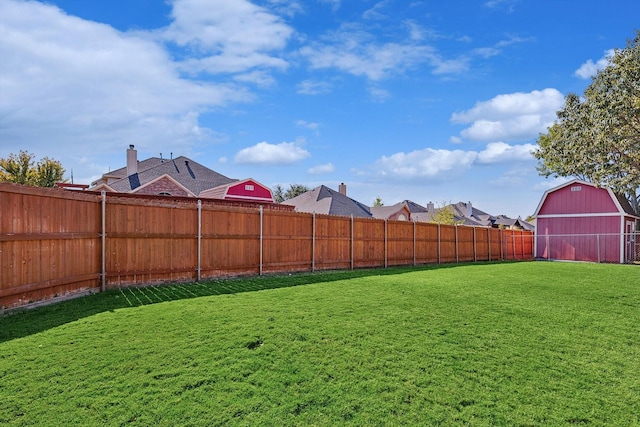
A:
<box><xmin>369</xmin><ymin>204</ymin><xmax>411</xmax><ymax>220</ymax></box>
<box><xmin>282</xmin><ymin>185</ymin><xmax>372</xmax><ymax>218</ymax></box>
<box><xmin>399</xmin><ymin>200</ymin><xmax>430</xmax><ymax>213</ymax></box>
<box><xmin>97</xmin><ymin>156</ymin><xmax>237</xmax><ymax>196</ymax></box>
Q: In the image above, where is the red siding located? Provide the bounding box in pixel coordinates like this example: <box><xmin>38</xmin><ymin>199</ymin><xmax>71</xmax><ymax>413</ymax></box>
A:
<box><xmin>224</xmin><ymin>180</ymin><xmax>273</xmax><ymax>203</ymax></box>
<box><xmin>538</xmin><ymin>184</ymin><xmax>618</xmax><ymax>215</ymax></box>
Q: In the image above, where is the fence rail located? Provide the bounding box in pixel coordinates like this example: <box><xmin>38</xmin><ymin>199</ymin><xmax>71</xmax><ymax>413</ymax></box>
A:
<box><xmin>1</xmin><ymin>183</ymin><xmax>534</xmax><ymax>309</ymax></box>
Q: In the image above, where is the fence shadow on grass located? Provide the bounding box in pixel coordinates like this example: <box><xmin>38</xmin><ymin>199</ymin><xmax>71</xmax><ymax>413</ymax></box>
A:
<box><xmin>0</xmin><ymin>262</ymin><xmax>504</xmax><ymax>343</ymax></box>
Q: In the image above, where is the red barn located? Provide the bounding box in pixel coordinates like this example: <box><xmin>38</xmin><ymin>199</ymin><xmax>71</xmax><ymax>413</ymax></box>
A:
<box><xmin>534</xmin><ymin>179</ymin><xmax>638</xmax><ymax>263</ymax></box>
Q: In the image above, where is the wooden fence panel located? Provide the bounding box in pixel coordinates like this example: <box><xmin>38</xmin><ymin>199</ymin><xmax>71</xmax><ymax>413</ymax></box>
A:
<box><xmin>105</xmin><ymin>198</ymin><xmax>197</xmax><ymax>286</ymax></box>
<box><xmin>457</xmin><ymin>226</ymin><xmax>475</xmax><ymax>262</ymax></box>
<box><xmin>489</xmin><ymin>229</ymin><xmax>502</xmax><ymax>261</ymax></box>
<box><xmin>439</xmin><ymin>225</ymin><xmax>457</xmax><ymax>263</ymax></box>
<box><xmin>387</xmin><ymin>221</ymin><xmax>415</xmax><ymax>266</ymax></box>
<box><xmin>475</xmin><ymin>227</ymin><xmax>490</xmax><ymax>262</ymax></box>
<box><xmin>201</xmin><ymin>206</ymin><xmax>260</xmax><ymax>277</ymax></box>
<box><xmin>353</xmin><ymin>218</ymin><xmax>385</xmax><ymax>268</ymax></box>
<box><xmin>415</xmin><ymin>222</ymin><xmax>439</xmax><ymax>264</ymax></box>
<box><xmin>314</xmin><ymin>215</ymin><xmax>351</xmax><ymax>270</ymax></box>
<box><xmin>262</xmin><ymin>210</ymin><xmax>313</xmax><ymax>273</ymax></box>
<box><xmin>0</xmin><ymin>184</ymin><xmax>101</xmax><ymax>308</ymax></box>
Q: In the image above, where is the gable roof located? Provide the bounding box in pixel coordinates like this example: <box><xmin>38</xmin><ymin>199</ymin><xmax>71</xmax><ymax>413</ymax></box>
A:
<box><xmin>370</xmin><ymin>204</ymin><xmax>411</xmax><ymax>220</ymax></box>
<box><xmin>95</xmin><ymin>156</ymin><xmax>236</xmax><ymax>196</ymax></box>
<box><xmin>533</xmin><ymin>178</ymin><xmax>639</xmax><ymax>218</ymax></box>
<box><xmin>282</xmin><ymin>185</ymin><xmax>372</xmax><ymax>218</ymax></box>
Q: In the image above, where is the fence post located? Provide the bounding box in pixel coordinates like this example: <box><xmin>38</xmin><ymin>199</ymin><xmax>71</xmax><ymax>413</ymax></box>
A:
<box><xmin>312</xmin><ymin>212</ymin><xmax>316</xmax><ymax>272</ymax></box>
<box><xmin>350</xmin><ymin>215</ymin><xmax>354</xmax><ymax>270</ymax></box>
<box><xmin>597</xmin><ymin>234</ymin><xmax>601</xmax><ymax>263</ymax></box>
<box><xmin>413</xmin><ymin>220</ymin><xmax>417</xmax><ymax>266</ymax></box>
<box><xmin>259</xmin><ymin>206</ymin><xmax>263</xmax><ymax>276</ymax></box>
<box><xmin>499</xmin><ymin>229</ymin><xmax>504</xmax><ymax>260</ymax></box>
<box><xmin>101</xmin><ymin>191</ymin><xmax>106</xmax><ymax>292</ymax></box>
<box><xmin>384</xmin><ymin>219</ymin><xmax>388</xmax><ymax>268</ymax></box>
<box><xmin>521</xmin><ymin>231</ymin><xmax>525</xmax><ymax>259</ymax></box>
<box><xmin>473</xmin><ymin>226</ymin><xmax>477</xmax><ymax>262</ymax></box>
<box><xmin>197</xmin><ymin>200</ymin><xmax>202</xmax><ymax>281</ymax></box>
<box><xmin>512</xmin><ymin>231</ymin><xmax>516</xmax><ymax>260</ymax></box>
<box><xmin>437</xmin><ymin>223</ymin><xmax>441</xmax><ymax>264</ymax></box>
<box><xmin>455</xmin><ymin>225</ymin><xmax>459</xmax><ymax>263</ymax></box>
<box><xmin>487</xmin><ymin>227</ymin><xmax>491</xmax><ymax>261</ymax></box>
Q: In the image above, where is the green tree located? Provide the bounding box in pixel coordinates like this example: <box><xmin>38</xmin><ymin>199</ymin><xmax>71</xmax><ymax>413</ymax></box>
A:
<box><xmin>0</xmin><ymin>151</ymin><xmax>66</xmax><ymax>187</ymax></box>
<box><xmin>373</xmin><ymin>196</ymin><xmax>384</xmax><ymax>207</ymax></box>
<box><xmin>534</xmin><ymin>31</ymin><xmax>640</xmax><ymax>213</ymax></box>
<box><xmin>273</xmin><ymin>183</ymin><xmax>310</xmax><ymax>203</ymax></box>
<box><xmin>429</xmin><ymin>201</ymin><xmax>464</xmax><ymax>225</ymax></box>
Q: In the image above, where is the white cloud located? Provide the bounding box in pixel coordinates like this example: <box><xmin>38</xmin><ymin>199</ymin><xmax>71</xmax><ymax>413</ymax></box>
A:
<box><xmin>373</xmin><ymin>148</ymin><xmax>477</xmax><ymax>179</ymax></box>
<box><xmin>160</xmin><ymin>0</ymin><xmax>292</xmax><ymax>75</ymax></box>
<box><xmin>450</xmin><ymin>88</ymin><xmax>564</xmax><ymax>141</ymax></box>
<box><xmin>368</xmin><ymin>141</ymin><xmax>535</xmax><ymax>180</ymax></box>
<box><xmin>476</xmin><ymin>142</ymin><xmax>536</xmax><ymax>164</ymax></box>
<box><xmin>301</xmin><ymin>37</ymin><xmax>433</xmax><ymax>81</ymax></box>
<box><xmin>308</xmin><ymin>163</ymin><xmax>335</xmax><ymax>174</ymax></box>
<box><xmin>0</xmin><ymin>0</ymin><xmax>248</xmax><ymax>170</ymax></box>
<box><xmin>574</xmin><ymin>49</ymin><xmax>614</xmax><ymax>79</ymax></box>
<box><xmin>296</xmin><ymin>80</ymin><xmax>333</xmax><ymax>95</ymax></box>
<box><xmin>234</xmin><ymin>141</ymin><xmax>311</xmax><ymax>165</ymax></box>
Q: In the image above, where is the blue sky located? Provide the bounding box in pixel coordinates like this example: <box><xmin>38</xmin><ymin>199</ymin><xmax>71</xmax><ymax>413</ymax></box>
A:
<box><xmin>1</xmin><ymin>0</ymin><xmax>638</xmax><ymax>217</ymax></box>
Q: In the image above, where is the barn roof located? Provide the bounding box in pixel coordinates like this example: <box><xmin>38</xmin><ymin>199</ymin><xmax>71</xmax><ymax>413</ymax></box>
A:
<box><xmin>533</xmin><ymin>179</ymin><xmax>639</xmax><ymax>218</ymax></box>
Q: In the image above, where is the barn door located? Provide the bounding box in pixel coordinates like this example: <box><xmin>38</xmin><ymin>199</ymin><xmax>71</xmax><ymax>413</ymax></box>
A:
<box><xmin>625</xmin><ymin>221</ymin><xmax>636</xmax><ymax>263</ymax></box>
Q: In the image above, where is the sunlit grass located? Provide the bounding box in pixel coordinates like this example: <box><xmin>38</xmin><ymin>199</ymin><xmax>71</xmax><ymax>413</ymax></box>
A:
<box><xmin>1</xmin><ymin>262</ymin><xmax>639</xmax><ymax>426</ymax></box>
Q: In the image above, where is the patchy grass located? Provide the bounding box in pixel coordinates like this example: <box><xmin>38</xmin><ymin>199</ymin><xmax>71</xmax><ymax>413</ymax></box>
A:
<box><xmin>1</xmin><ymin>262</ymin><xmax>639</xmax><ymax>426</ymax></box>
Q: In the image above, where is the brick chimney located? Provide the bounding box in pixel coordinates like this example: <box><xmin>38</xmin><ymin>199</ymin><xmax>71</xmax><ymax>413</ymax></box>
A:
<box><xmin>127</xmin><ymin>145</ymin><xmax>137</xmax><ymax>176</ymax></box>
<box><xmin>338</xmin><ymin>182</ymin><xmax>347</xmax><ymax>196</ymax></box>
<box><xmin>466</xmin><ymin>201</ymin><xmax>473</xmax><ymax>218</ymax></box>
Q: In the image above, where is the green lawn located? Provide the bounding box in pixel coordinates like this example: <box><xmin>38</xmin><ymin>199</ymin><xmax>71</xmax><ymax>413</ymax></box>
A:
<box><xmin>1</xmin><ymin>262</ymin><xmax>639</xmax><ymax>426</ymax></box>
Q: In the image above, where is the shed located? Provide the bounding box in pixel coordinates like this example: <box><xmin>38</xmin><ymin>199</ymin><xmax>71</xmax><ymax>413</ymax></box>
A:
<box><xmin>533</xmin><ymin>179</ymin><xmax>638</xmax><ymax>263</ymax></box>
<box><xmin>199</xmin><ymin>178</ymin><xmax>274</xmax><ymax>203</ymax></box>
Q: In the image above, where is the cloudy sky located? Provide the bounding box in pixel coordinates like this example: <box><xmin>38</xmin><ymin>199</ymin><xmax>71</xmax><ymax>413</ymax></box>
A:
<box><xmin>1</xmin><ymin>0</ymin><xmax>638</xmax><ymax>217</ymax></box>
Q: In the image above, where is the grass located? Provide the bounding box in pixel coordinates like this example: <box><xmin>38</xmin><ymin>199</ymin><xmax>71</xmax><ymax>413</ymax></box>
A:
<box><xmin>1</xmin><ymin>262</ymin><xmax>639</xmax><ymax>426</ymax></box>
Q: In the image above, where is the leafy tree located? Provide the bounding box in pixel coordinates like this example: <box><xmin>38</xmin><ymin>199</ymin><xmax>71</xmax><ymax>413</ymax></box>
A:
<box><xmin>373</xmin><ymin>196</ymin><xmax>384</xmax><ymax>207</ymax></box>
<box><xmin>429</xmin><ymin>201</ymin><xmax>464</xmax><ymax>225</ymax></box>
<box><xmin>0</xmin><ymin>151</ymin><xmax>66</xmax><ymax>187</ymax></box>
<box><xmin>534</xmin><ymin>31</ymin><xmax>640</xmax><ymax>214</ymax></box>
<box><xmin>273</xmin><ymin>183</ymin><xmax>310</xmax><ymax>203</ymax></box>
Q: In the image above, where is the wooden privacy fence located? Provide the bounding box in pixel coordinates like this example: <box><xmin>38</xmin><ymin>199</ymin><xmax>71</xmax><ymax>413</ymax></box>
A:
<box><xmin>0</xmin><ymin>183</ymin><xmax>534</xmax><ymax>309</ymax></box>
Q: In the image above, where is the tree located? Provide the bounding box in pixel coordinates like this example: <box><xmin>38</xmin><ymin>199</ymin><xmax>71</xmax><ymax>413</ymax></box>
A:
<box><xmin>0</xmin><ymin>151</ymin><xmax>66</xmax><ymax>187</ymax></box>
<box><xmin>373</xmin><ymin>196</ymin><xmax>384</xmax><ymax>207</ymax></box>
<box><xmin>273</xmin><ymin>183</ymin><xmax>310</xmax><ymax>203</ymax></box>
<box><xmin>429</xmin><ymin>201</ymin><xmax>464</xmax><ymax>225</ymax></box>
<box><xmin>534</xmin><ymin>31</ymin><xmax>640</xmax><ymax>214</ymax></box>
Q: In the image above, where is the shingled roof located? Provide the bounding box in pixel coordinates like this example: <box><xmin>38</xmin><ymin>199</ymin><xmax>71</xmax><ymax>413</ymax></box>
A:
<box><xmin>282</xmin><ymin>185</ymin><xmax>372</xmax><ymax>218</ymax></box>
<box><xmin>94</xmin><ymin>156</ymin><xmax>236</xmax><ymax>196</ymax></box>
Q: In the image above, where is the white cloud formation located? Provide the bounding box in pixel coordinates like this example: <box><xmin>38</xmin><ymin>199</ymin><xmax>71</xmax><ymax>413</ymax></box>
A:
<box><xmin>450</xmin><ymin>88</ymin><xmax>564</xmax><ymax>141</ymax></box>
<box><xmin>0</xmin><ymin>0</ymin><xmax>248</xmax><ymax>165</ymax></box>
<box><xmin>160</xmin><ymin>0</ymin><xmax>292</xmax><ymax>74</ymax></box>
<box><xmin>476</xmin><ymin>142</ymin><xmax>536</xmax><ymax>164</ymax></box>
<box><xmin>373</xmin><ymin>148</ymin><xmax>477</xmax><ymax>178</ymax></box>
<box><xmin>300</xmin><ymin>36</ymin><xmax>433</xmax><ymax>81</ymax></box>
<box><xmin>308</xmin><ymin>163</ymin><xmax>335</xmax><ymax>174</ymax></box>
<box><xmin>234</xmin><ymin>141</ymin><xmax>311</xmax><ymax>165</ymax></box>
<box><xmin>369</xmin><ymin>142</ymin><xmax>535</xmax><ymax>180</ymax></box>
<box><xmin>296</xmin><ymin>80</ymin><xmax>333</xmax><ymax>95</ymax></box>
<box><xmin>574</xmin><ymin>49</ymin><xmax>614</xmax><ymax>79</ymax></box>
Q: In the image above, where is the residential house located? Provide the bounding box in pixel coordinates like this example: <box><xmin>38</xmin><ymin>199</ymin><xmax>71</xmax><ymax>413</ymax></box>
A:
<box><xmin>282</xmin><ymin>183</ymin><xmax>372</xmax><ymax>218</ymax></box>
<box><xmin>90</xmin><ymin>145</ymin><xmax>275</xmax><ymax>203</ymax></box>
